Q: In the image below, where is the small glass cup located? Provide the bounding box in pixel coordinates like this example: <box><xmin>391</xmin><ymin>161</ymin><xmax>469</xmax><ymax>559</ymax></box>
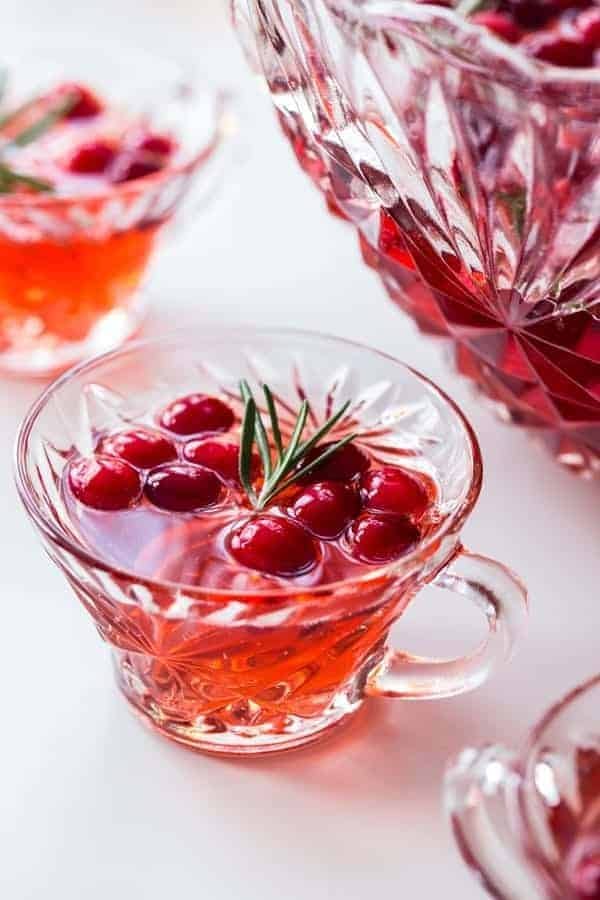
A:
<box><xmin>15</xmin><ymin>327</ymin><xmax>528</xmax><ymax>756</ymax></box>
<box><xmin>0</xmin><ymin>39</ymin><xmax>232</xmax><ymax>377</ymax></box>
<box><xmin>446</xmin><ymin>676</ymin><xmax>600</xmax><ymax>898</ymax></box>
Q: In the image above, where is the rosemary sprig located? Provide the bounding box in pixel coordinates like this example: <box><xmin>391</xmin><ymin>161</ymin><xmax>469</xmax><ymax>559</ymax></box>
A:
<box><xmin>240</xmin><ymin>379</ymin><xmax>272</xmax><ymax>479</ymax></box>
<box><xmin>263</xmin><ymin>384</ymin><xmax>283</xmax><ymax>457</ymax></box>
<box><xmin>0</xmin><ymin>89</ymin><xmax>79</xmax><ymax>195</ymax></box>
<box><xmin>9</xmin><ymin>92</ymin><xmax>78</xmax><ymax>148</ymax></box>
<box><xmin>239</xmin><ymin>394</ymin><xmax>258</xmax><ymax>504</ymax></box>
<box><xmin>238</xmin><ymin>380</ymin><xmax>356</xmax><ymax>510</ymax></box>
<box><xmin>0</xmin><ymin>95</ymin><xmax>35</xmax><ymax>132</ymax></box>
<box><xmin>0</xmin><ymin>162</ymin><xmax>52</xmax><ymax>193</ymax></box>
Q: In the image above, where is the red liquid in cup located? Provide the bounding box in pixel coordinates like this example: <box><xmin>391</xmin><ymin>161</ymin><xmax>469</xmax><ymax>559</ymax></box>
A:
<box><xmin>63</xmin><ymin>390</ymin><xmax>440</xmax><ymax>730</ymax></box>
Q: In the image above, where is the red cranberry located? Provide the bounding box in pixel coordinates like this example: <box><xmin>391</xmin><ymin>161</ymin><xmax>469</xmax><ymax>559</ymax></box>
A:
<box><xmin>555</xmin><ymin>0</ymin><xmax>598</xmax><ymax>10</ymax></box>
<box><xmin>136</xmin><ymin>133</ymin><xmax>174</xmax><ymax>156</ymax></box>
<box><xmin>228</xmin><ymin>515</ymin><xmax>318</xmax><ymax>577</ymax></box>
<box><xmin>58</xmin><ymin>83</ymin><xmax>103</xmax><ymax>119</ymax></box>
<box><xmin>291</xmin><ymin>481</ymin><xmax>360</xmax><ymax>539</ymax></box>
<box><xmin>505</xmin><ymin>0</ymin><xmax>561</xmax><ymax>29</ymax></box>
<box><xmin>577</xmin><ymin>8</ymin><xmax>600</xmax><ymax>45</ymax></box>
<box><xmin>347</xmin><ymin>513</ymin><xmax>421</xmax><ymax>564</ymax></box>
<box><xmin>361</xmin><ymin>466</ymin><xmax>431</xmax><ymax>520</ymax></box>
<box><xmin>112</xmin><ymin>154</ymin><xmax>165</xmax><ymax>183</ymax></box>
<box><xmin>472</xmin><ymin>11</ymin><xmax>522</xmax><ymax>43</ymax></box>
<box><xmin>183</xmin><ymin>437</ymin><xmax>258</xmax><ymax>484</ymax></box>
<box><xmin>68</xmin><ymin>455</ymin><xmax>141</xmax><ymax>511</ymax></box>
<box><xmin>100</xmin><ymin>428</ymin><xmax>177</xmax><ymax>469</ymax></box>
<box><xmin>301</xmin><ymin>441</ymin><xmax>370</xmax><ymax>483</ymax></box>
<box><xmin>68</xmin><ymin>141</ymin><xmax>117</xmax><ymax>175</ymax></box>
<box><xmin>159</xmin><ymin>394</ymin><xmax>235</xmax><ymax>436</ymax></box>
<box><xmin>145</xmin><ymin>464</ymin><xmax>224</xmax><ymax>512</ymax></box>
<box><xmin>523</xmin><ymin>31</ymin><xmax>595</xmax><ymax>66</ymax></box>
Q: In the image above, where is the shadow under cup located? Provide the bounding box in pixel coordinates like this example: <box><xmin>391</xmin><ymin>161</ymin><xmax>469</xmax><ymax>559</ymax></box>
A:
<box><xmin>15</xmin><ymin>328</ymin><xmax>527</xmax><ymax>755</ymax></box>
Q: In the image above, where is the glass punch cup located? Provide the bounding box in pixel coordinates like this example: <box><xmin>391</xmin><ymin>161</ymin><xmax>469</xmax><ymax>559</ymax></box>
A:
<box><xmin>446</xmin><ymin>675</ymin><xmax>600</xmax><ymax>899</ymax></box>
<box><xmin>16</xmin><ymin>328</ymin><xmax>528</xmax><ymax>756</ymax></box>
<box><xmin>0</xmin><ymin>40</ymin><xmax>231</xmax><ymax>377</ymax></box>
<box><xmin>232</xmin><ymin>0</ymin><xmax>600</xmax><ymax>475</ymax></box>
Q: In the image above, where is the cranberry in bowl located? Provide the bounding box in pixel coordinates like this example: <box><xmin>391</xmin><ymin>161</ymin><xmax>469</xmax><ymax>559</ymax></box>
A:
<box><xmin>15</xmin><ymin>327</ymin><xmax>527</xmax><ymax>755</ymax></box>
<box><xmin>0</xmin><ymin>40</ymin><xmax>231</xmax><ymax>377</ymax></box>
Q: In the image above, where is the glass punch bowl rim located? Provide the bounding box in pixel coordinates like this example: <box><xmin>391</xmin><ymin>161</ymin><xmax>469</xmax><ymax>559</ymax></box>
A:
<box><xmin>15</xmin><ymin>326</ymin><xmax>483</xmax><ymax>601</ymax></box>
<box><xmin>0</xmin><ymin>34</ymin><xmax>231</xmax><ymax>210</ymax></box>
<box><xmin>328</xmin><ymin>0</ymin><xmax>600</xmax><ymax>101</ymax></box>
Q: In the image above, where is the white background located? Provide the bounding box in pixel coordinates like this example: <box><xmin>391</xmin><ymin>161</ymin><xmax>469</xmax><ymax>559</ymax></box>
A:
<box><xmin>2</xmin><ymin>3</ymin><xmax>599</xmax><ymax>899</ymax></box>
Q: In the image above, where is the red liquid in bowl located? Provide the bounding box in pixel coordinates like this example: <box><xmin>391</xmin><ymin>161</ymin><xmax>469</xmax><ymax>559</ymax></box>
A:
<box><xmin>265</xmin><ymin>0</ymin><xmax>600</xmax><ymax>473</ymax></box>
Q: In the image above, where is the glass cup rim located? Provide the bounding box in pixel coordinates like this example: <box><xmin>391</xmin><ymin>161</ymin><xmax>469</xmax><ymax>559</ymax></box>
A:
<box><xmin>525</xmin><ymin>673</ymin><xmax>600</xmax><ymax>765</ymax></box>
<box><xmin>514</xmin><ymin>673</ymin><xmax>600</xmax><ymax>884</ymax></box>
<box><xmin>0</xmin><ymin>35</ymin><xmax>230</xmax><ymax>210</ymax></box>
<box><xmin>14</xmin><ymin>325</ymin><xmax>483</xmax><ymax>601</ymax></box>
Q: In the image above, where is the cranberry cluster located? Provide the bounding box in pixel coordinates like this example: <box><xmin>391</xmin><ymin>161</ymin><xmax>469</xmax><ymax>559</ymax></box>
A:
<box><xmin>48</xmin><ymin>82</ymin><xmax>176</xmax><ymax>182</ymax></box>
<box><xmin>469</xmin><ymin>0</ymin><xmax>600</xmax><ymax>66</ymax></box>
<box><xmin>67</xmin><ymin>393</ymin><xmax>435</xmax><ymax>580</ymax></box>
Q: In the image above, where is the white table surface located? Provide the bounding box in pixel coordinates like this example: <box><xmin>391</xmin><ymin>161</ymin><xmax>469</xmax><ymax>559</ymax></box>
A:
<box><xmin>2</xmin><ymin>4</ymin><xmax>599</xmax><ymax>899</ymax></box>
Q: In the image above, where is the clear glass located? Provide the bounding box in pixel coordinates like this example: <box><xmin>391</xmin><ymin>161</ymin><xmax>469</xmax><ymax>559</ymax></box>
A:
<box><xmin>0</xmin><ymin>39</ymin><xmax>232</xmax><ymax>377</ymax></box>
<box><xmin>446</xmin><ymin>676</ymin><xmax>600</xmax><ymax>898</ymax></box>
<box><xmin>15</xmin><ymin>327</ymin><xmax>527</xmax><ymax>755</ymax></box>
<box><xmin>232</xmin><ymin>0</ymin><xmax>600</xmax><ymax>476</ymax></box>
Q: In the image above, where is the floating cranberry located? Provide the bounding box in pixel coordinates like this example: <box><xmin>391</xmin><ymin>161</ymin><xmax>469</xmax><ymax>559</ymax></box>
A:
<box><xmin>100</xmin><ymin>428</ymin><xmax>177</xmax><ymax>469</ymax></box>
<box><xmin>577</xmin><ymin>7</ymin><xmax>600</xmax><ymax>45</ymax></box>
<box><xmin>523</xmin><ymin>30</ymin><xmax>595</xmax><ymax>66</ymax></box>
<box><xmin>505</xmin><ymin>0</ymin><xmax>560</xmax><ymax>29</ymax></box>
<box><xmin>68</xmin><ymin>455</ymin><xmax>141</xmax><ymax>511</ymax></box>
<box><xmin>58</xmin><ymin>83</ymin><xmax>103</xmax><ymax>119</ymax></box>
<box><xmin>301</xmin><ymin>441</ymin><xmax>370</xmax><ymax>483</ymax></box>
<box><xmin>112</xmin><ymin>154</ymin><xmax>165</xmax><ymax>183</ymax></box>
<box><xmin>347</xmin><ymin>513</ymin><xmax>420</xmax><ymax>564</ymax></box>
<box><xmin>291</xmin><ymin>481</ymin><xmax>360</xmax><ymax>539</ymax></box>
<box><xmin>361</xmin><ymin>466</ymin><xmax>430</xmax><ymax>520</ymax></box>
<box><xmin>159</xmin><ymin>394</ymin><xmax>235</xmax><ymax>436</ymax></box>
<box><xmin>472</xmin><ymin>11</ymin><xmax>522</xmax><ymax>43</ymax></box>
<box><xmin>67</xmin><ymin>141</ymin><xmax>117</xmax><ymax>175</ymax></box>
<box><xmin>228</xmin><ymin>515</ymin><xmax>318</xmax><ymax>577</ymax></box>
<box><xmin>145</xmin><ymin>463</ymin><xmax>223</xmax><ymax>512</ymax></box>
<box><xmin>555</xmin><ymin>0</ymin><xmax>597</xmax><ymax>10</ymax></box>
<box><xmin>183</xmin><ymin>437</ymin><xmax>257</xmax><ymax>485</ymax></box>
<box><xmin>137</xmin><ymin>133</ymin><xmax>175</xmax><ymax>156</ymax></box>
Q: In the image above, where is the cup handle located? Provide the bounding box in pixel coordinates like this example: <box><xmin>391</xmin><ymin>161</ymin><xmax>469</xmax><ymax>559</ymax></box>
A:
<box><xmin>445</xmin><ymin>746</ymin><xmax>550</xmax><ymax>899</ymax></box>
<box><xmin>365</xmin><ymin>547</ymin><xmax>528</xmax><ymax>700</ymax></box>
